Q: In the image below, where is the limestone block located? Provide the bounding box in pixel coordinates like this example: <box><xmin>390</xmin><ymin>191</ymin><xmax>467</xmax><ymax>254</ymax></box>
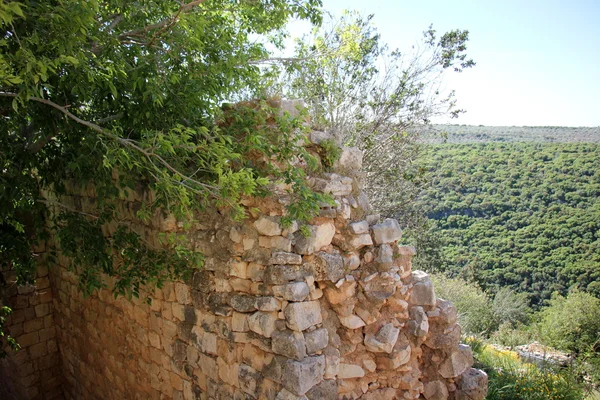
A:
<box><xmin>304</xmin><ymin>328</ymin><xmax>329</xmax><ymax>354</ymax></box>
<box><xmin>343</xmin><ymin>252</ymin><xmax>360</xmax><ymax>270</ymax></box>
<box><xmin>270</xmin><ymin>252</ymin><xmax>303</xmax><ymax>265</ymax></box>
<box><xmin>229</xmin><ymin>261</ymin><xmax>248</xmax><ymax>279</ymax></box>
<box><xmin>425</xmin><ymin>323</ymin><xmax>461</xmax><ymax>350</ymax></box>
<box><xmin>247</xmin><ymin>311</ymin><xmax>278</xmax><ymax>338</ymax></box>
<box><xmin>265</xmin><ymin>264</ymin><xmax>311</xmax><ymax>285</ymax></box>
<box><xmin>284</xmin><ymin>301</ymin><xmax>322</xmax><ymax>332</ymax></box>
<box><xmin>371</xmin><ymin>218</ymin><xmax>402</xmax><ymax>245</ymax></box>
<box><xmin>347</xmin><ymin>233</ymin><xmax>373</xmax><ymax>250</ymax></box>
<box><xmin>439</xmin><ymin>344</ymin><xmax>474</xmax><ymax>379</ymax></box>
<box><xmin>283</xmin><ymin>356</ymin><xmax>325</xmax><ymax>396</ymax></box>
<box><xmin>364</xmin><ymin>323</ymin><xmax>400</xmax><ymax>354</ymax></box>
<box><xmin>376</xmin><ymin>244</ymin><xmax>394</xmax><ymax>269</ymax></box>
<box><xmin>272</xmin><ymin>329</ymin><xmax>307</xmax><ymax>360</ymax></box>
<box><xmin>311</xmin><ymin>252</ymin><xmax>344</xmax><ymax>282</ymax></box>
<box><xmin>238</xmin><ymin>364</ymin><xmax>260</xmax><ymax>397</ymax></box>
<box><xmin>306</xmin><ymin>379</ymin><xmax>338</xmax><ymax>400</ymax></box>
<box><xmin>273</xmin><ymin>282</ymin><xmax>310</xmax><ymax>302</ymax></box>
<box><xmin>310</xmin><ymin>174</ymin><xmax>353</xmax><ymax>196</ymax></box>
<box><xmin>260</xmin><ymin>235</ymin><xmax>293</xmax><ymax>252</ymax></box>
<box><xmin>334</xmin><ymin>147</ymin><xmax>363</xmax><ymax>174</ymax></box>
<box><xmin>324</xmin><ymin>281</ymin><xmax>356</xmax><ymax>305</ymax></box>
<box><xmin>409</xmin><ymin>271</ymin><xmax>436</xmax><ymax>307</ymax></box>
<box><xmin>337</xmin><ymin>363</ymin><xmax>365</xmax><ymax>379</ymax></box>
<box><xmin>254</xmin><ymin>216</ymin><xmax>282</xmax><ymax>236</ymax></box>
<box><xmin>408</xmin><ymin>306</ymin><xmax>429</xmax><ymax>337</ymax></box>
<box><xmin>229</xmin><ymin>294</ymin><xmax>258</xmax><ymax>313</ymax></box>
<box><xmin>256</xmin><ymin>296</ymin><xmax>282</xmax><ymax>312</ymax></box>
<box><xmin>309</xmin><ymin>130</ymin><xmax>333</xmax><ymax>145</ymax></box>
<box><xmin>455</xmin><ymin>368</ymin><xmax>488</xmax><ymax>400</ymax></box>
<box><xmin>349</xmin><ymin>221</ymin><xmax>369</xmax><ymax>235</ymax></box>
<box><xmin>247</xmin><ymin>263</ymin><xmax>265</xmax><ymax>282</ymax></box>
<box><xmin>423</xmin><ymin>380</ymin><xmax>449</xmax><ymax>400</ymax></box>
<box><xmin>276</xmin><ymin>389</ymin><xmax>308</xmax><ymax>400</ymax></box>
<box><xmin>338</xmin><ymin>315</ymin><xmax>365</xmax><ymax>330</ymax></box>
<box><xmin>294</xmin><ymin>222</ymin><xmax>335</xmax><ymax>255</ymax></box>
<box><xmin>436</xmin><ymin>299</ymin><xmax>458</xmax><ymax>326</ymax></box>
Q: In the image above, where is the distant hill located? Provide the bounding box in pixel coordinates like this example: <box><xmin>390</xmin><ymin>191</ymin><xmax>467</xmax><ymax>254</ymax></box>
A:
<box><xmin>422</xmin><ymin>125</ymin><xmax>600</xmax><ymax>143</ymax></box>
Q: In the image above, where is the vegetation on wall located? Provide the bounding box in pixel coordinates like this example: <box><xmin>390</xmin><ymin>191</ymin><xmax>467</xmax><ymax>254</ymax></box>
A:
<box><xmin>0</xmin><ymin>0</ymin><xmax>331</xmax><ymax>353</ymax></box>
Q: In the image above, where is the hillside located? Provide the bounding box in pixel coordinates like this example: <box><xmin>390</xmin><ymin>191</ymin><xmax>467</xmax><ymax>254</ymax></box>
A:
<box><xmin>416</xmin><ymin>139</ymin><xmax>600</xmax><ymax>306</ymax></box>
<box><xmin>423</xmin><ymin>125</ymin><xmax>600</xmax><ymax>143</ymax></box>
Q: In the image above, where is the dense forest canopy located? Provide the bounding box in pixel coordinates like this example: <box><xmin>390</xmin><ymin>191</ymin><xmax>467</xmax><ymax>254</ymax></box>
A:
<box><xmin>417</xmin><ymin>141</ymin><xmax>600</xmax><ymax>306</ymax></box>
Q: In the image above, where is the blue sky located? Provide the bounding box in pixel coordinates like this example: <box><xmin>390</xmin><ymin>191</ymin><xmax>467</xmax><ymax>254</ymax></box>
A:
<box><xmin>288</xmin><ymin>0</ymin><xmax>600</xmax><ymax>127</ymax></box>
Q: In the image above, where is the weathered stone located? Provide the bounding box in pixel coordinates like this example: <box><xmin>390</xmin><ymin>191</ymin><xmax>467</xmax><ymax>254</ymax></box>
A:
<box><xmin>423</xmin><ymin>380</ymin><xmax>449</xmax><ymax>400</ymax></box>
<box><xmin>232</xmin><ymin>312</ymin><xmax>249</xmax><ymax>332</ymax></box>
<box><xmin>436</xmin><ymin>298</ymin><xmax>458</xmax><ymax>326</ymax></box>
<box><xmin>323</xmin><ymin>281</ymin><xmax>356</xmax><ymax>305</ymax></box>
<box><xmin>409</xmin><ymin>306</ymin><xmax>429</xmax><ymax>337</ymax></box>
<box><xmin>338</xmin><ymin>315</ymin><xmax>365</xmax><ymax>330</ymax></box>
<box><xmin>337</xmin><ymin>363</ymin><xmax>365</xmax><ymax>379</ymax></box>
<box><xmin>260</xmin><ymin>235</ymin><xmax>293</xmax><ymax>252</ymax></box>
<box><xmin>343</xmin><ymin>252</ymin><xmax>360</xmax><ymax>270</ymax></box>
<box><xmin>349</xmin><ymin>221</ymin><xmax>369</xmax><ymax>235</ymax></box>
<box><xmin>276</xmin><ymin>389</ymin><xmax>308</xmax><ymax>400</ymax></box>
<box><xmin>273</xmin><ymin>282</ymin><xmax>310</xmax><ymax>302</ymax></box>
<box><xmin>294</xmin><ymin>223</ymin><xmax>335</xmax><ymax>255</ymax></box>
<box><xmin>364</xmin><ymin>323</ymin><xmax>400</xmax><ymax>354</ymax></box>
<box><xmin>334</xmin><ymin>147</ymin><xmax>363</xmax><ymax>175</ymax></box>
<box><xmin>304</xmin><ymin>328</ymin><xmax>329</xmax><ymax>354</ymax></box>
<box><xmin>310</xmin><ymin>174</ymin><xmax>353</xmax><ymax>196</ymax></box>
<box><xmin>323</xmin><ymin>347</ymin><xmax>340</xmax><ymax>379</ymax></box>
<box><xmin>254</xmin><ymin>216</ymin><xmax>282</xmax><ymax>236</ymax></box>
<box><xmin>256</xmin><ymin>296</ymin><xmax>282</xmax><ymax>312</ymax></box>
<box><xmin>279</xmin><ymin>99</ymin><xmax>306</xmax><ymax>118</ymax></box>
<box><xmin>305</xmin><ymin>379</ymin><xmax>338</xmax><ymax>400</ymax></box>
<box><xmin>229</xmin><ymin>294</ymin><xmax>257</xmax><ymax>313</ymax></box>
<box><xmin>229</xmin><ymin>261</ymin><xmax>248</xmax><ymax>279</ymax></box>
<box><xmin>266</xmin><ymin>355</ymin><xmax>325</xmax><ymax>396</ymax></box>
<box><xmin>272</xmin><ymin>329</ymin><xmax>307</xmax><ymax>361</ymax></box>
<box><xmin>371</xmin><ymin>218</ymin><xmax>402</xmax><ymax>244</ymax></box>
<box><xmin>207</xmin><ymin>293</ymin><xmax>232</xmax><ymax>316</ymax></box>
<box><xmin>376</xmin><ymin>244</ymin><xmax>394</xmax><ymax>269</ymax></box>
<box><xmin>309</xmin><ymin>130</ymin><xmax>334</xmax><ymax>145</ymax></box>
<box><xmin>456</xmin><ymin>368</ymin><xmax>488</xmax><ymax>400</ymax></box>
<box><xmin>238</xmin><ymin>364</ymin><xmax>260</xmax><ymax>397</ymax></box>
<box><xmin>439</xmin><ymin>344</ymin><xmax>474</xmax><ymax>379</ymax></box>
<box><xmin>264</xmin><ymin>264</ymin><xmax>311</xmax><ymax>285</ymax></box>
<box><xmin>310</xmin><ymin>252</ymin><xmax>344</xmax><ymax>282</ymax></box>
<box><xmin>409</xmin><ymin>271</ymin><xmax>436</xmax><ymax>307</ymax></box>
<box><xmin>247</xmin><ymin>311</ymin><xmax>278</xmax><ymax>338</ymax></box>
<box><xmin>347</xmin><ymin>233</ymin><xmax>373</xmax><ymax>250</ymax></box>
<box><xmin>376</xmin><ymin>343</ymin><xmax>411</xmax><ymax>370</ymax></box>
<box><xmin>270</xmin><ymin>252</ymin><xmax>303</xmax><ymax>265</ymax></box>
<box><xmin>284</xmin><ymin>301</ymin><xmax>322</xmax><ymax>332</ymax></box>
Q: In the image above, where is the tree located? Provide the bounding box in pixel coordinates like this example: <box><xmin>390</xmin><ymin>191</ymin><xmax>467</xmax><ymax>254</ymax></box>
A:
<box><xmin>280</xmin><ymin>11</ymin><xmax>474</xmax><ymax>222</ymax></box>
<box><xmin>0</xmin><ymin>0</ymin><xmax>327</xmax><ymax>352</ymax></box>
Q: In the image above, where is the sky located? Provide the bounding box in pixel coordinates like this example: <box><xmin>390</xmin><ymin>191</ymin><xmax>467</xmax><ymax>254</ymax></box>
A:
<box><xmin>287</xmin><ymin>0</ymin><xmax>600</xmax><ymax>127</ymax></box>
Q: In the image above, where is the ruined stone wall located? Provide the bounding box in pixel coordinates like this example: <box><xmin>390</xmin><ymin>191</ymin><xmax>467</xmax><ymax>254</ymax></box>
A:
<box><xmin>0</xmin><ymin>256</ymin><xmax>63</xmax><ymax>399</ymax></box>
<box><xmin>1</xmin><ymin>101</ymin><xmax>487</xmax><ymax>399</ymax></box>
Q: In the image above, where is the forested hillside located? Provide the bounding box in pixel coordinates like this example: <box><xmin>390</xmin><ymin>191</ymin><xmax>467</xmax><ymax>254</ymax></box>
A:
<box><xmin>417</xmin><ymin>141</ymin><xmax>600</xmax><ymax>306</ymax></box>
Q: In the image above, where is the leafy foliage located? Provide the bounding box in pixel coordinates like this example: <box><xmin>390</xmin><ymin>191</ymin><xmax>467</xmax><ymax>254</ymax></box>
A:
<box><xmin>537</xmin><ymin>291</ymin><xmax>600</xmax><ymax>355</ymax></box>
<box><xmin>279</xmin><ymin>11</ymin><xmax>474</xmax><ymax>222</ymax></box>
<box><xmin>0</xmin><ymin>1</ymin><xmax>325</xmax><ymax>299</ymax></box>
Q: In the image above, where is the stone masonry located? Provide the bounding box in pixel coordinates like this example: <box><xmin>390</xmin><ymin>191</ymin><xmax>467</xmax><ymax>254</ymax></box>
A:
<box><xmin>0</xmin><ymin>100</ymin><xmax>487</xmax><ymax>399</ymax></box>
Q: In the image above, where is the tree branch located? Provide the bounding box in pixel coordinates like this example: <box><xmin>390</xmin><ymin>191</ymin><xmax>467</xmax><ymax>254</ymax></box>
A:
<box><xmin>118</xmin><ymin>0</ymin><xmax>206</xmax><ymax>41</ymax></box>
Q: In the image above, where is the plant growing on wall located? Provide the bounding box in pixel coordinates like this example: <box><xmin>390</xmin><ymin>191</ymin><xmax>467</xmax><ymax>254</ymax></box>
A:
<box><xmin>0</xmin><ymin>0</ymin><xmax>328</xmax><ymax>353</ymax></box>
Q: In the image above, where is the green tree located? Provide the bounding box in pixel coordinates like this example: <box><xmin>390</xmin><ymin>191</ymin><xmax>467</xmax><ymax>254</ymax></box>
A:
<box><xmin>537</xmin><ymin>291</ymin><xmax>600</xmax><ymax>355</ymax></box>
<box><xmin>281</xmin><ymin>11</ymin><xmax>474</xmax><ymax>221</ymax></box>
<box><xmin>0</xmin><ymin>0</ymin><xmax>326</xmax><ymax>352</ymax></box>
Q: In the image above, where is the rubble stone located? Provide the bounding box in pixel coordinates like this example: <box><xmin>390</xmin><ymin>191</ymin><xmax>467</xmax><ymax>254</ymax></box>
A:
<box><xmin>371</xmin><ymin>218</ymin><xmax>402</xmax><ymax>244</ymax></box>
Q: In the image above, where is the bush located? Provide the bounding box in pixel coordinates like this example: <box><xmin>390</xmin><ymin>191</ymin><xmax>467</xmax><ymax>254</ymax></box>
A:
<box><xmin>537</xmin><ymin>291</ymin><xmax>600</xmax><ymax>355</ymax></box>
<box><xmin>466</xmin><ymin>337</ymin><xmax>585</xmax><ymax>400</ymax></box>
<box><xmin>431</xmin><ymin>274</ymin><xmax>496</xmax><ymax>335</ymax></box>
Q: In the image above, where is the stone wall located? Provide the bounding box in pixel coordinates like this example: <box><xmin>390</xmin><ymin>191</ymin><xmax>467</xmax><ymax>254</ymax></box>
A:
<box><xmin>0</xmin><ymin>257</ymin><xmax>63</xmax><ymax>399</ymax></box>
<box><xmin>1</xmin><ymin>101</ymin><xmax>487</xmax><ymax>399</ymax></box>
